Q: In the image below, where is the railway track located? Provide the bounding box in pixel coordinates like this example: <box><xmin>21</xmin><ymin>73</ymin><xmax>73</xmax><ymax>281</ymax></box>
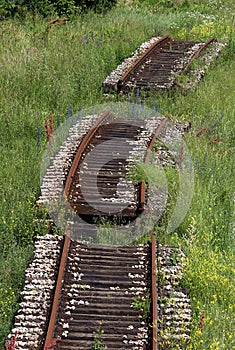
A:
<box><xmin>8</xmin><ymin>93</ymin><xmax>193</xmax><ymax>348</ymax></box>
<box><xmin>38</xmin><ymin>110</ymin><xmax>176</xmax><ymax>244</ymax></box>
<box><xmin>103</xmin><ymin>35</ymin><xmax>219</xmax><ymax>92</ymax></box>
<box><xmin>5</xmin><ymin>31</ymin><xmax>227</xmax><ymax>349</ymax></box>
<box><xmin>44</xmin><ymin>234</ymin><xmax>153</xmax><ymax>349</ymax></box>
<box><xmin>64</xmin><ymin>111</ymin><xmax>144</xmax><ymax>218</ymax></box>
<box><xmin>7</xmin><ymin>235</ymin><xmax>191</xmax><ymax>350</ymax></box>
<box><xmin>64</xmin><ymin>111</ymin><xmax>168</xmax><ymax>221</ymax></box>
<box><xmin>7</xmin><ymin>111</ymin><xmax>192</xmax><ymax>348</ymax></box>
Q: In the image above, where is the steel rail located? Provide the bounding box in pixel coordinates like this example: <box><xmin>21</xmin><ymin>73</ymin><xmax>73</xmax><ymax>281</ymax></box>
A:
<box><xmin>44</xmin><ymin>234</ymin><xmax>71</xmax><ymax>348</ymax></box>
<box><xmin>139</xmin><ymin>116</ymin><xmax>169</xmax><ymax>210</ymax></box>
<box><xmin>179</xmin><ymin>37</ymin><xmax>215</xmax><ymax>76</ymax></box>
<box><xmin>63</xmin><ymin>110</ymin><xmax>112</xmax><ymax>198</ymax></box>
<box><xmin>151</xmin><ymin>234</ymin><xmax>158</xmax><ymax>350</ymax></box>
<box><xmin>118</xmin><ymin>35</ymin><xmax>170</xmax><ymax>89</ymax></box>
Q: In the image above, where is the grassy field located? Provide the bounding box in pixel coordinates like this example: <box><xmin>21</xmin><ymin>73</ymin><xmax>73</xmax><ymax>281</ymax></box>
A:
<box><xmin>0</xmin><ymin>0</ymin><xmax>234</xmax><ymax>348</ymax></box>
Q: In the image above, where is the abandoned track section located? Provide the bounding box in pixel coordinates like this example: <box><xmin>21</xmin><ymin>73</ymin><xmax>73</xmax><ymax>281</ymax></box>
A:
<box><xmin>7</xmin><ymin>236</ymin><xmax>191</xmax><ymax>349</ymax></box>
<box><xmin>64</xmin><ymin>112</ymin><xmax>168</xmax><ymax>219</ymax></box>
<box><xmin>44</xmin><ymin>234</ymin><xmax>154</xmax><ymax>349</ymax></box>
<box><xmin>110</xmin><ymin>36</ymin><xmax>215</xmax><ymax>92</ymax></box>
<box><xmin>66</xmin><ymin>115</ymin><xmax>144</xmax><ymax>217</ymax></box>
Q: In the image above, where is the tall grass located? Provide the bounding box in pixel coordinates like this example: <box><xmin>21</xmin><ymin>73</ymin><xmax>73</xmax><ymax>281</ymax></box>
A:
<box><xmin>0</xmin><ymin>0</ymin><xmax>234</xmax><ymax>347</ymax></box>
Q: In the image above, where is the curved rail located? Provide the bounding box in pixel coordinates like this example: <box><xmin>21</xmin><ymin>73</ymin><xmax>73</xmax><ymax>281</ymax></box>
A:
<box><xmin>179</xmin><ymin>37</ymin><xmax>215</xmax><ymax>76</ymax></box>
<box><xmin>139</xmin><ymin>116</ymin><xmax>169</xmax><ymax>210</ymax></box>
<box><xmin>118</xmin><ymin>35</ymin><xmax>170</xmax><ymax>89</ymax></box>
<box><xmin>63</xmin><ymin>110</ymin><xmax>112</xmax><ymax>197</ymax></box>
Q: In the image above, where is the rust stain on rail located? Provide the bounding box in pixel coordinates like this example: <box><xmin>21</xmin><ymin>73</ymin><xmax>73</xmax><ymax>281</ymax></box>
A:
<box><xmin>118</xmin><ymin>34</ymin><xmax>170</xmax><ymax>86</ymax></box>
<box><xmin>179</xmin><ymin>37</ymin><xmax>215</xmax><ymax>76</ymax></box>
<box><xmin>44</xmin><ymin>234</ymin><xmax>71</xmax><ymax>348</ymax></box>
<box><xmin>63</xmin><ymin>110</ymin><xmax>112</xmax><ymax>198</ymax></box>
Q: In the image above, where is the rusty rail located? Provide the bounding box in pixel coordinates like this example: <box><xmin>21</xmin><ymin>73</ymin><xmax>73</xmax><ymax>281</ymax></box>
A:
<box><xmin>118</xmin><ymin>35</ymin><xmax>170</xmax><ymax>88</ymax></box>
<box><xmin>63</xmin><ymin>110</ymin><xmax>112</xmax><ymax>197</ymax></box>
<box><xmin>151</xmin><ymin>234</ymin><xmax>158</xmax><ymax>350</ymax></box>
<box><xmin>179</xmin><ymin>37</ymin><xmax>215</xmax><ymax>76</ymax></box>
<box><xmin>139</xmin><ymin>116</ymin><xmax>169</xmax><ymax>210</ymax></box>
<box><xmin>44</xmin><ymin>234</ymin><xmax>71</xmax><ymax>348</ymax></box>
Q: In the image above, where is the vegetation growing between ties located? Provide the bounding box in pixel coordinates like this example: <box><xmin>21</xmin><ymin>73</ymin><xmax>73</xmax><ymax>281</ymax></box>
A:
<box><xmin>132</xmin><ymin>292</ymin><xmax>151</xmax><ymax>321</ymax></box>
<box><xmin>0</xmin><ymin>0</ymin><xmax>234</xmax><ymax>348</ymax></box>
<box><xmin>92</xmin><ymin>323</ymin><xmax>107</xmax><ymax>350</ymax></box>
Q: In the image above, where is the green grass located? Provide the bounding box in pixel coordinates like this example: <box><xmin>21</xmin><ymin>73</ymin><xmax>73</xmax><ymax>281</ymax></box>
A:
<box><xmin>0</xmin><ymin>0</ymin><xmax>234</xmax><ymax>348</ymax></box>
